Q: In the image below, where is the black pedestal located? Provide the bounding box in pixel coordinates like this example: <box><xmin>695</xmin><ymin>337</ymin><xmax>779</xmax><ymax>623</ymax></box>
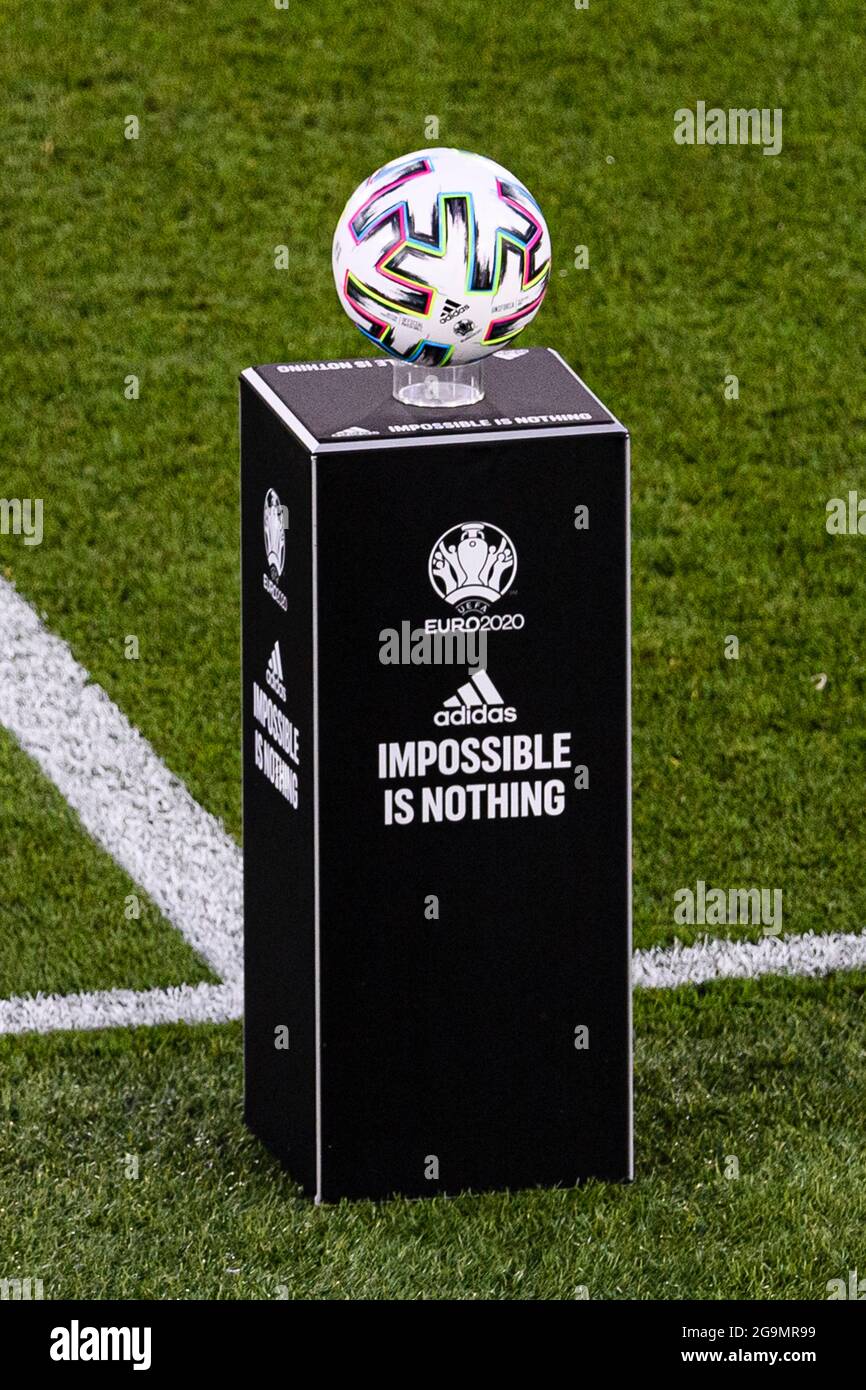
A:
<box><xmin>240</xmin><ymin>348</ymin><xmax>632</xmax><ymax>1202</ymax></box>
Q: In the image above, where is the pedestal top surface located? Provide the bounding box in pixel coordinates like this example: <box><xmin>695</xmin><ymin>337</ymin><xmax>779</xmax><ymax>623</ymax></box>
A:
<box><xmin>244</xmin><ymin>348</ymin><xmax>625</xmax><ymax>451</ymax></box>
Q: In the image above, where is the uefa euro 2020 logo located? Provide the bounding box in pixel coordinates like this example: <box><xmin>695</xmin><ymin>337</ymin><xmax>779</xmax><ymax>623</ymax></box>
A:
<box><xmin>263</xmin><ymin>488</ymin><xmax>286</xmax><ymax>581</ymax></box>
<box><xmin>428</xmin><ymin>522</ymin><xmax>516</xmax><ymax>615</ymax></box>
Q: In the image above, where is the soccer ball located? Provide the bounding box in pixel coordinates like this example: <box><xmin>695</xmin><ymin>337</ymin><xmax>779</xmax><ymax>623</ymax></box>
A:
<box><xmin>332</xmin><ymin>148</ymin><xmax>551</xmax><ymax>366</ymax></box>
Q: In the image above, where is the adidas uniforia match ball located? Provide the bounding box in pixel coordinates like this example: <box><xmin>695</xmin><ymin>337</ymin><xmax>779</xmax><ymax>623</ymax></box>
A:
<box><xmin>332</xmin><ymin>148</ymin><xmax>551</xmax><ymax>367</ymax></box>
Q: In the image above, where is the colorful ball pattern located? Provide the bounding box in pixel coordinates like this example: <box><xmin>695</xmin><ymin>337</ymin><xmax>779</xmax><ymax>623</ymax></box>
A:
<box><xmin>332</xmin><ymin>148</ymin><xmax>551</xmax><ymax>366</ymax></box>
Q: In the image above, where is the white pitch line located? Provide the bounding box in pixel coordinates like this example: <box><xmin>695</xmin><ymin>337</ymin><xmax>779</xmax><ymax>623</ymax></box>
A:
<box><xmin>0</xmin><ymin>576</ymin><xmax>242</xmax><ymax>1009</ymax></box>
<box><xmin>1</xmin><ymin>576</ymin><xmax>865</xmax><ymax>1037</ymax></box>
<box><xmin>0</xmin><ymin>981</ymin><xmax>241</xmax><ymax>1034</ymax></box>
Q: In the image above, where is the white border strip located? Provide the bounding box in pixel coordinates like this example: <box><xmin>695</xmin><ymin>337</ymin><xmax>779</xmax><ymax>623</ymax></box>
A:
<box><xmin>311</xmin><ymin>457</ymin><xmax>323</xmax><ymax>1202</ymax></box>
<box><xmin>316</xmin><ymin>421</ymin><xmax>625</xmax><ymax>453</ymax></box>
<box><xmin>624</xmin><ymin>433</ymin><xmax>634</xmax><ymax>1178</ymax></box>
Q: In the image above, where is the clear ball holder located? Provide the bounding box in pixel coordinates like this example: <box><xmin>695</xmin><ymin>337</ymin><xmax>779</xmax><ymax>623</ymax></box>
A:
<box><xmin>392</xmin><ymin>360</ymin><xmax>486</xmax><ymax>408</ymax></box>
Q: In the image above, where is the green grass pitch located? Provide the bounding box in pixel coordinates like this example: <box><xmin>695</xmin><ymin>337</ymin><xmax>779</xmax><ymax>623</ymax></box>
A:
<box><xmin>1</xmin><ymin>0</ymin><xmax>865</xmax><ymax>1297</ymax></box>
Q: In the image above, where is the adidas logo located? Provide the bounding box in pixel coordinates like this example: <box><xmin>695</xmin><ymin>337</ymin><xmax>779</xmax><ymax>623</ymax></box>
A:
<box><xmin>332</xmin><ymin>425</ymin><xmax>377</xmax><ymax>438</ymax></box>
<box><xmin>439</xmin><ymin>297</ymin><xmax>470</xmax><ymax>324</ymax></box>
<box><xmin>493</xmin><ymin>349</ymin><xmax>529</xmax><ymax>361</ymax></box>
<box><xmin>434</xmin><ymin>670</ymin><xmax>517</xmax><ymax>727</ymax></box>
<box><xmin>265</xmin><ymin>641</ymin><xmax>286</xmax><ymax>702</ymax></box>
